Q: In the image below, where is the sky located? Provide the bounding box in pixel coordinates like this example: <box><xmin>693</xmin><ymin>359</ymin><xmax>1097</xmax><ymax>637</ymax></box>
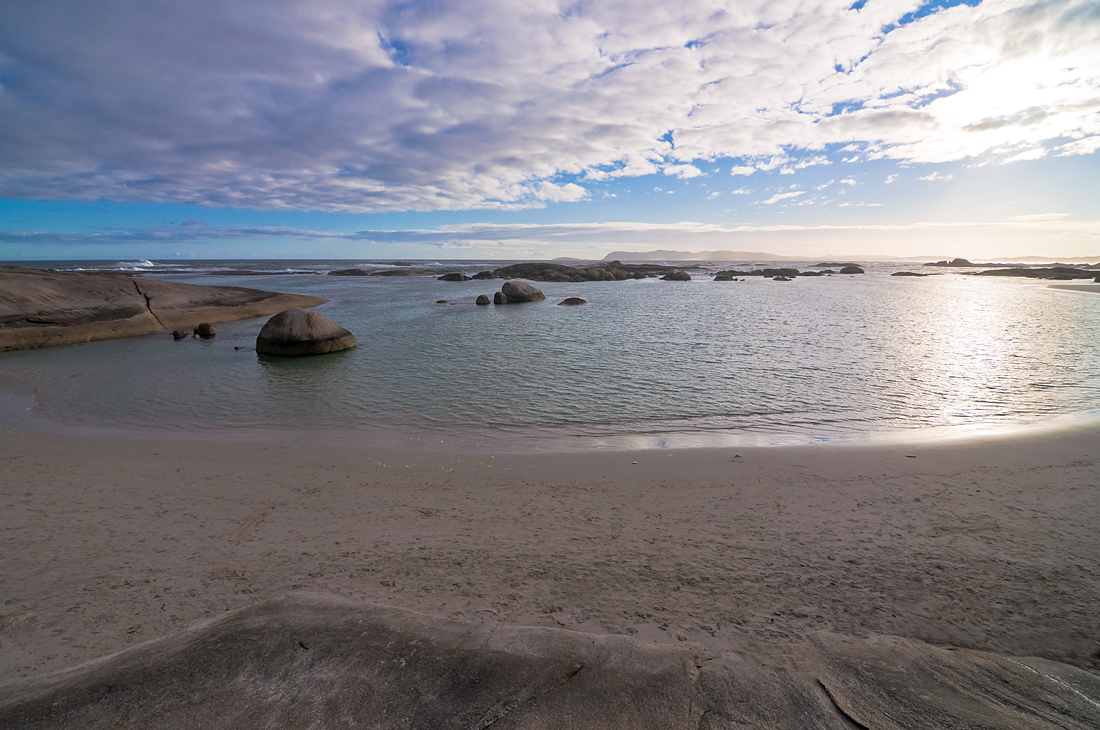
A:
<box><xmin>1</xmin><ymin>0</ymin><xmax>1098</xmax><ymax>262</ymax></box>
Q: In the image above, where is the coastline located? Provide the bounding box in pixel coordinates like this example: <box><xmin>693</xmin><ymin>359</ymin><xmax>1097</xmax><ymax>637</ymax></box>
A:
<box><xmin>3</xmin><ymin>420</ymin><xmax>1098</xmax><ymax>687</ymax></box>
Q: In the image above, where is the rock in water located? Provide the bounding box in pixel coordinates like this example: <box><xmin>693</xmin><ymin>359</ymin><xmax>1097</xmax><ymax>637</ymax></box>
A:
<box><xmin>500</xmin><ymin>280</ymin><xmax>546</xmax><ymax>303</ymax></box>
<box><xmin>255</xmin><ymin>308</ymin><xmax>357</xmax><ymax>357</ymax></box>
<box><xmin>494</xmin><ymin>291</ymin><xmax>508</xmax><ymax>305</ymax></box>
<box><xmin>437</xmin><ymin>273</ymin><xmax>471</xmax><ymax>282</ymax></box>
<box><xmin>475</xmin><ymin>295</ymin><xmax>491</xmax><ymax>305</ymax></box>
<box><xmin>559</xmin><ymin>297</ymin><xmax>587</xmax><ymax>305</ymax></box>
<box><xmin>839</xmin><ymin>266</ymin><xmax>865</xmax><ymax>274</ymax></box>
<box><xmin>172</xmin><ymin>329</ymin><xmax>187</xmax><ymax>340</ymax></box>
<box><xmin>194</xmin><ymin>323</ymin><xmax>216</xmax><ymax>338</ymax></box>
<box><xmin>661</xmin><ymin>270</ymin><xmax>691</xmax><ymax>281</ymax></box>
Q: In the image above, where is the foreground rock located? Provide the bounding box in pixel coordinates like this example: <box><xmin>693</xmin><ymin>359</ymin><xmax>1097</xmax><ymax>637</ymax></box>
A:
<box><xmin>1</xmin><ymin>597</ymin><xmax>1096</xmax><ymax>730</ymax></box>
<box><xmin>499</xmin><ymin>280</ymin><xmax>546</xmax><ymax>303</ymax></box>
<box><xmin>0</xmin><ymin>267</ymin><xmax>325</xmax><ymax>352</ymax></box>
<box><xmin>255</xmin><ymin>308</ymin><xmax>357</xmax><ymax>357</ymax></box>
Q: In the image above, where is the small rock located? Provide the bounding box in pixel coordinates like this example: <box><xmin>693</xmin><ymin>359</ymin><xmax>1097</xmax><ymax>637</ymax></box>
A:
<box><xmin>475</xmin><ymin>295</ymin><xmax>491</xmax><ymax>305</ymax></box>
<box><xmin>172</xmin><ymin>329</ymin><xmax>187</xmax><ymax>340</ymax></box>
<box><xmin>839</xmin><ymin>266</ymin><xmax>865</xmax><ymax>274</ymax></box>
<box><xmin>437</xmin><ymin>273</ymin><xmax>471</xmax><ymax>282</ymax></box>
<box><xmin>661</xmin><ymin>270</ymin><xmax>691</xmax><ymax>281</ymax></box>
<box><xmin>558</xmin><ymin>297</ymin><xmax>587</xmax><ymax>306</ymax></box>
<box><xmin>494</xmin><ymin>291</ymin><xmax>508</xmax><ymax>305</ymax></box>
<box><xmin>194</xmin><ymin>323</ymin><xmax>216</xmax><ymax>338</ymax></box>
<box><xmin>436</xmin><ymin>300</ymin><xmax>448</xmax><ymax>304</ymax></box>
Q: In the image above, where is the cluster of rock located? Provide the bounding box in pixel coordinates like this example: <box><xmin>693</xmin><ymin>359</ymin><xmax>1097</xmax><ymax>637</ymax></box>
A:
<box><xmin>974</xmin><ymin>266</ymin><xmax>1100</xmax><ymax>280</ymax></box>
<box><xmin>171</xmin><ymin>323</ymin><xmax>217</xmax><ymax>340</ymax></box>
<box><xmin>0</xmin><ymin>267</ymin><xmax>325</xmax><ymax>352</ymax></box>
<box><xmin>445</xmin><ymin>261</ymin><xmax>693</xmax><ymax>283</ymax></box>
<box><xmin>713</xmin><ymin>265</ymin><xmax>863</xmax><ymax>280</ymax></box>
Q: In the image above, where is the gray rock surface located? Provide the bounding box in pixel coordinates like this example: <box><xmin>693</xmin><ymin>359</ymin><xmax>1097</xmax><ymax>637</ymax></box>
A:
<box><xmin>0</xmin><ymin>267</ymin><xmax>325</xmax><ymax>352</ymax></box>
<box><xmin>500</xmin><ymin>280</ymin><xmax>546</xmax><ymax>303</ymax></box>
<box><xmin>494</xmin><ymin>291</ymin><xmax>508</xmax><ymax>305</ymax></box>
<box><xmin>255</xmin><ymin>308</ymin><xmax>357</xmax><ymax>357</ymax></box>
<box><xmin>1</xmin><ymin>597</ymin><xmax>1096</xmax><ymax>730</ymax></box>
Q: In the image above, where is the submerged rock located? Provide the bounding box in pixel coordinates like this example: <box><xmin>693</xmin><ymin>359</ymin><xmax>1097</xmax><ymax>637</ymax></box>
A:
<box><xmin>172</xmin><ymin>329</ymin><xmax>187</xmax><ymax>340</ymax></box>
<box><xmin>194</xmin><ymin>323</ymin><xmax>216</xmax><ymax>339</ymax></box>
<box><xmin>255</xmin><ymin>308</ymin><xmax>357</xmax><ymax>357</ymax></box>
<box><xmin>558</xmin><ymin>297</ymin><xmax>587</xmax><ymax>306</ymax></box>
<box><xmin>500</xmin><ymin>280</ymin><xmax>546</xmax><ymax>303</ymax></box>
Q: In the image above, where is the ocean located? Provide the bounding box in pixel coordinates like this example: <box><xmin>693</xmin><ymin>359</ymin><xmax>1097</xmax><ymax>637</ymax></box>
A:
<box><xmin>2</xmin><ymin>258</ymin><xmax>1099</xmax><ymax>450</ymax></box>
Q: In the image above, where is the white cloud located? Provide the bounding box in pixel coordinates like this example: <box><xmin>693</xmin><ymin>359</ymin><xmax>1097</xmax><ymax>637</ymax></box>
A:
<box><xmin>885</xmin><ymin>174</ymin><xmax>898</xmax><ymax>184</ymax></box>
<box><xmin>0</xmin><ymin>0</ymin><xmax>1096</xmax><ymax>211</ymax></box>
<box><xmin>730</xmin><ymin>187</ymin><xmax>753</xmax><ymax>195</ymax></box>
<box><xmin>664</xmin><ymin>164</ymin><xmax>703</xmax><ymax>179</ymax></box>
<box><xmin>839</xmin><ymin>178</ymin><xmax>857</xmax><ymax>185</ymax></box>
<box><xmin>761</xmin><ymin>191</ymin><xmax>806</xmax><ymax>205</ymax></box>
<box><xmin>1004</xmin><ymin>213</ymin><xmax>1069</xmax><ymax>222</ymax></box>
<box><xmin>918</xmin><ymin>172</ymin><xmax>955</xmax><ymax>182</ymax></box>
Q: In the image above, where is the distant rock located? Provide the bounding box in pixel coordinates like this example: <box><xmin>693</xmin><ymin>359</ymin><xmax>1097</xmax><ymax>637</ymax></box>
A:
<box><xmin>558</xmin><ymin>297</ymin><xmax>587</xmax><ymax>305</ymax></box>
<box><xmin>761</xmin><ymin>268</ymin><xmax>800</xmax><ymax>278</ymax></box>
<box><xmin>172</xmin><ymin>329</ymin><xmax>187</xmax><ymax>340</ymax></box>
<box><xmin>926</xmin><ymin>258</ymin><xmax>974</xmax><ymax>267</ymax></box>
<box><xmin>255</xmin><ymin>308</ymin><xmax>357</xmax><ymax>357</ymax></box>
<box><xmin>500</xmin><ymin>280</ymin><xmax>546</xmax><ymax>303</ymax></box>
<box><xmin>892</xmin><ymin>271</ymin><xmax>931</xmax><ymax>277</ymax></box>
<box><xmin>435</xmin><ymin>300</ymin><xmax>448</xmax><ymax>304</ymax></box>
<box><xmin>472</xmin><ymin>271</ymin><xmax>496</xmax><ymax>280</ymax></box>
<box><xmin>494</xmin><ymin>291</ymin><xmax>508</xmax><ymax>305</ymax></box>
<box><xmin>327</xmin><ymin>268</ymin><xmax>372</xmax><ymax>276</ymax></box>
<box><xmin>475</xmin><ymin>294</ymin><xmax>490</xmax><ymax>305</ymax></box>
<box><xmin>772</xmin><ymin>276</ymin><xmax>792</xmax><ymax>282</ymax></box>
<box><xmin>437</xmin><ymin>273</ymin><xmax>471</xmax><ymax>282</ymax></box>
<box><xmin>713</xmin><ymin>273</ymin><xmax>734</xmax><ymax>281</ymax></box>
<box><xmin>813</xmin><ymin>262</ymin><xmax>861</xmax><ymax>268</ymax></box>
<box><xmin>194</xmin><ymin>323</ymin><xmax>216</xmax><ymax>339</ymax></box>
<box><xmin>839</xmin><ymin>266</ymin><xmax>865</xmax><ymax>274</ymax></box>
<box><xmin>976</xmin><ymin>267</ymin><xmax>1097</xmax><ymax>279</ymax></box>
<box><xmin>661</xmin><ymin>270</ymin><xmax>691</xmax><ymax>281</ymax></box>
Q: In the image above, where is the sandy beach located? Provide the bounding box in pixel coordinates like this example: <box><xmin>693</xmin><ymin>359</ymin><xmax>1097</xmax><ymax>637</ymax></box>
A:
<box><xmin>2</xmin><ymin>421</ymin><xmax>1098</xmax><ymax>690</ymax></box>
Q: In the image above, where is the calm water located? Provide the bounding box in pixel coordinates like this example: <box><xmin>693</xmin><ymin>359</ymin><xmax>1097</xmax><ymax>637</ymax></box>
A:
<box><xmin>2</xmin><ymin>259</ymin><xmax>1099</xmax><ymax>450</ymax></box>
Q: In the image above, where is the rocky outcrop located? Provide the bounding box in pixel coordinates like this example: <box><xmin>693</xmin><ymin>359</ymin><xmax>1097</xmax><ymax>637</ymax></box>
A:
<box><xmin>0</xmin><ymin>267</ymin><xmax>325</xmax><ymax>352</ymax></box>
<box><xmin>500</xmin><ymin>280</ymin><xmax>546</xmax><ymax>303</ymax></box>
<box><xmin>3</xmin><ymin>597</ymin><xmax>1097</xmax><ymax>730</ymax></box>
<box><xmin>437</xmin><ymin>273</ymin><xmax>471</xmax><ymax>282</ymax></box>
<box><xmin>892</xmin><ymin>271</ymin><xmax>932</xmax><ymax>277</ymax></box>
<box><xmin>976</xmin><ymin>267</ymin><xmax>1098</xmax><ymax>279</ymax></box>
<box><xmin>558</xmin><ymin>297</ymin><xmax>587</xmax><ymax>305</ymax></box>
<box><xmin>661</xmin><ymin>270</ymin><xmax>691</xmax><ymax>281</ymax></box>
<box><xmin>839</xmin><ymin>266</ymin><xmax>865</xmax><ymax>274</ymax></box>
<box><xmin>255</xmin><ymin>308</ymin><xmax>356</xmax><ymax>357</ymax></box>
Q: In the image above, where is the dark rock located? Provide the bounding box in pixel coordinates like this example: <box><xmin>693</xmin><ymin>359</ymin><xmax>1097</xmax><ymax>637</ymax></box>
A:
<box><xmin>892</xmin><ymin>271</ymin><xmax>931</xmax><ymax>277</ymax></box>
<box><xmin>772</xmin><ymin>276</ymin><xmax>792</xmax><ymax>282</ymax></box>
<box><xmin>814</xmin><ymin>262</ymin><xmax>861</xmax><ymax>268</ymax></box>
<box><xmin>435</xmin><ymin>300</ymin><xmax>448</xmax><ymax>304</ymax></box>
<box><xmin>472</xmin><ymin>271</ymin><xmax>496</xmax><ymax>280</ymax></box>
<box><xmin>926</xmin><ymin>258</ymin><xmax>974</xmax><ymax>267</ymax></box>
<box><xmin>327</xmin><ymin>268</ymin><xmax>372</xmax><ymax>276</ymax></box>
<box><xmin>839</xmin><ymin>266</ymin><xmax>865</xmax><ymax>274</ymax></box>
<box><xmin>761</xmin><ymin>268</ymin><xmax>800</xmax><ymax>278</ymax></box>
<box><xmin>255</xmin><ymin>308</ymin><xmax>357</xmax><ymax>357</ymax></box>
<box><xmin>661</xmin><ymin>270</ymin><xmax>691</xmax><ymax>281</ymax></box>
<box><xmin>172</xmin><ymin>329</ymin><xmax>187</xmax><ymax>340</ymax></box>
<box><xmin>194</xmin><ymin>323</ymin><xmax>216</xmax><ymax>338</ymax></box>
<box><xmin>437</xmin><ymin>273</ymin><xmax>471</xmax><ymax>282</ymax></box>
<box><xmin>798</xmin><ymin>271</ymin><xmax>823</xmax><ymax>276</ymax></box>
<box><xmin>558</xmin><ymin>297</ymin><xmax>587</xmax><ymax>305</ymax></box>
<box><xmin>976</xmin><ymin>267</ymin><xmax>1097</xmax><ymax>279</ymax></box>
<box><xmin>475</xmin><ymin>295</ymin><xmax>491</xmax><ymax>305</ymax></box>
<box><xmin>374</xmin><ymin>269</ymin><xmax>415</xmax><ymax>276</ymax></box>
<box><xmin>713</xmin><ymin>274</ymin><xmax>734</xmax><ymax>281</ymax></box>
<box><xmin>5</xmin><ymin>597</ymin><xmax>1100</xmax><ymax>730</ymax></box>
<box><xmin>494</xmin><ymin>291</ymin><xmax>508</xmax><ymax>305</ymax></box>
<box><xmin>500</xmin><ymin>280</ymin><xmax>546</xmax><ymax>303</ymax></box>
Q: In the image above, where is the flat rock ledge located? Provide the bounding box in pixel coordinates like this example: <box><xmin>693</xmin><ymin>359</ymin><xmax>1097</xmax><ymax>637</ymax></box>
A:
<box><xmin>1</xmin><ymin>597</ymin><xmax>1097</xmax><ymax>730</ymax></box>
<box><xmin>0</xmin><ymin>267</ymin><xmax>325</xmax><ymax>352</ymax></box>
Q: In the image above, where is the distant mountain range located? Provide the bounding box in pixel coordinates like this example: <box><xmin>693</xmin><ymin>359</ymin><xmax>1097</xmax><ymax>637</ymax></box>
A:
<box><xmin>598</xmin><ymin>250</ymin><xmax>1100</xmax><ymax>264</ymax></box>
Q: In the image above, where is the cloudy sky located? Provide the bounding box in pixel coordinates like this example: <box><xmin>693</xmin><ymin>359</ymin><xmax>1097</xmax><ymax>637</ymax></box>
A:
<box><xmin>1</xmin><ymin>0</ymin><xmax>1098</xmax><ymax>261</ymax></box>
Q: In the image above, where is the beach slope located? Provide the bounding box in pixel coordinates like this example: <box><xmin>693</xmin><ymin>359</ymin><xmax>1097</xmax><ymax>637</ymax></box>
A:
<box><xmin>0</xmin><ymin>266</ymin><xmax>325</xmax><ymax>351</ymax></box>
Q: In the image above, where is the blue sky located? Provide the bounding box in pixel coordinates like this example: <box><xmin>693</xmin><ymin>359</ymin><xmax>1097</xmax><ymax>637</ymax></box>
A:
<box><xmin>1</xmin><ymin>0</ymin><xmax>1098</xmax><ymax>261</ymax></box>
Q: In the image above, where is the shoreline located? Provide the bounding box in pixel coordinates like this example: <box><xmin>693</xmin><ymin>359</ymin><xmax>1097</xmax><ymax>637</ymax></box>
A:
<box><xmin>2</xmin><ymin>420</ymin><xmax>1098</xmax><ymax>685</ymax></box>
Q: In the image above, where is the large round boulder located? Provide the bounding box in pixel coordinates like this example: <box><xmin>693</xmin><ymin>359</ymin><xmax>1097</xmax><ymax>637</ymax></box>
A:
<box><xmin>255</xmin><ymin>308</ymin><xmax>357</xmax><ymax>357</ymax></box>
<box><xmin>839</xmin><ymin>266</ymin><xmax>865</xmax><ymax>274</ymax></box>
<box><xmin>661</xmin><ymin>270</ymin><xmax>691</xmax><ymax>281</ymax></box>
<box><xmin>500</xmin><ymin>280</ymin><xmax>546</xmax><ymax>303</ymax></box>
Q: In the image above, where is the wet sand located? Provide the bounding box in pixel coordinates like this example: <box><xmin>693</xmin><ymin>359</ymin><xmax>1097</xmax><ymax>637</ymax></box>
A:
<box><xmin>1</xmin><ymin>422</ymin><xmax>1099</xmax><ymax>685</ymax></box>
